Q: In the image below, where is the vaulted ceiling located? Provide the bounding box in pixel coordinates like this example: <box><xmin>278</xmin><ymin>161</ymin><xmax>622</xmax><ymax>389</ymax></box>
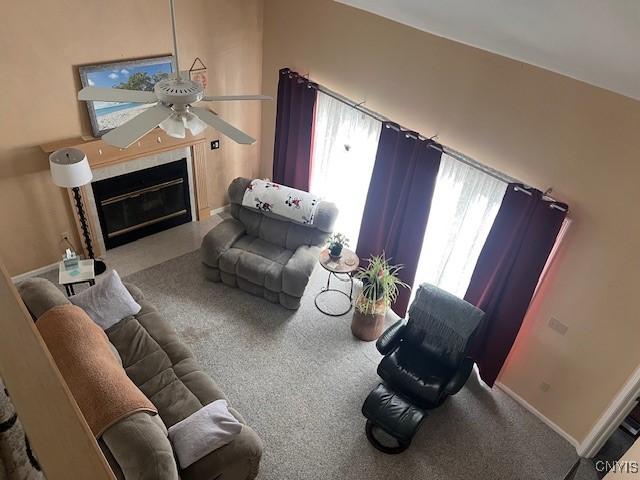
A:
<box><xmin>336</xmin><ymin>0</ymin><xmax>640</xmax><ymax>100</ymax></box>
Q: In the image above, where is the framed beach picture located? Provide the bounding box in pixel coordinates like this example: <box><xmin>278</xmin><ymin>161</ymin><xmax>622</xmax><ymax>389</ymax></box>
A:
<box><xmin>79</xmin><ymin>55</ymin><xmax>174</xmax><ymax>138</ymax></box>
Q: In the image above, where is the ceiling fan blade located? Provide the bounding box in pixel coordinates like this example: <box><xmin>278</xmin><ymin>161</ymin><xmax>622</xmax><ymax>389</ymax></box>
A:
<box><xmin>190</xmin><ymin>107</ymin><xmax>256</xmax><ymax>145</ymax></box>
<box><xmin>102</xmin><ymin>104</ymin><xmax>173</xmax><ymax>148</ymax></box>
<box><xmin>78</xmin><ymin>87</ymin><xmax>158</xmax><ymax>103</ymax></box>
<box><xmin>201</xmin><ymin>95</ymin><xmax>272</xmax><ymax>102</ymax></box>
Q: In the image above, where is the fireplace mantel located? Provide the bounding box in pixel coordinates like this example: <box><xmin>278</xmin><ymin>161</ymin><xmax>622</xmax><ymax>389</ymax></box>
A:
<box><xmin>40</xmin><ymin>128</ymin><xmax>210</xmax><ymax>258</ymax></box>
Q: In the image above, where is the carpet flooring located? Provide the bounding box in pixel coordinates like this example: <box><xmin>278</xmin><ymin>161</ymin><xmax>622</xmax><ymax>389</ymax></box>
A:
<box><xmin>119</xmin><ymin>249</ymin><xmax>578</xmax><ymax>480</ymax></box>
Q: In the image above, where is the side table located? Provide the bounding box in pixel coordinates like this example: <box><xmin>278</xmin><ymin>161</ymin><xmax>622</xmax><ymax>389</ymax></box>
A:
<box><xmin>315</xmin><ymin>248</ymin><xmax>360</xmax><ymax>316</ymax></box>
<box><xmin>59</xmin><ymin>259</ymin><xmax>96</xmax><ymax>296</ymax></box>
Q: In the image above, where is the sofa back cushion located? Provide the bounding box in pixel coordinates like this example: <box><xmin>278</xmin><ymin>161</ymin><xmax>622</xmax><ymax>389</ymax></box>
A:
<box><xmin>228</xmin><ymin>177</ymin><xmax>337</xmax><ymax>250</ymax></box>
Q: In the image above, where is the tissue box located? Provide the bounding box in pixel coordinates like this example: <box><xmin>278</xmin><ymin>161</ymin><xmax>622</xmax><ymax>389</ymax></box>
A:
<box><xmin>62</xmin><ymin>250</ymin><xmax>79</xmax><ymax>270</ymax></box>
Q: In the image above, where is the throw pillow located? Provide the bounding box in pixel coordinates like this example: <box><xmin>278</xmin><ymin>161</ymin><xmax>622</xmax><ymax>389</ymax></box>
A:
<box><xmin>69</xmin><ymin>270</ymin><xmax>140</xmax><ymax>329</ymax></box>
<box><xmin>167</xmin><ymin>399</ymin><xmax>243</xmax><ymax>469</ymax></box>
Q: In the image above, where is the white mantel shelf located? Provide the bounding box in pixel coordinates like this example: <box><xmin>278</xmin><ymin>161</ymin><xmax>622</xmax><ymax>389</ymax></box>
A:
<box><xmin>40</xmin><ymin>128</ymin><xmax>210</xmax><ymax>258</ymax></box>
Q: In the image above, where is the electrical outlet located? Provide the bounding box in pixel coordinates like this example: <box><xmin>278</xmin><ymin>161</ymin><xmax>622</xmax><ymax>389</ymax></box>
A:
<box><xmin>540</xmin><ymin>382</ymin><xmax>551</xmax><ymax>393</ymax></box>
<box><xmin>548</xmin><ymin>317</ymin><xmax>568</xmax><ymax>335</ymax></box>
<box><xmin>210</xmin><ymin>139</ymin><xmax>220</xmax><ymax>150</ymax></box>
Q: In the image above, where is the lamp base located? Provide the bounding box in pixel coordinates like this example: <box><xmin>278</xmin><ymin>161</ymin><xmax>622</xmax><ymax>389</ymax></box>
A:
<box><xmin>94</xmin><ymin>259</ymin><xmax>107</xmax><ymax>276</ymax></box>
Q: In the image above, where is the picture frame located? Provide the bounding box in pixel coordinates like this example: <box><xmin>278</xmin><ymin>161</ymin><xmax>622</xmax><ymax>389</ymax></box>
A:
<box><xmin>79</xmin><ymin>55</ymin><xmax>174</xmax><ymax>138</ymax></box>
<box><xmin>188</xmin><ymin>57</ymin><xmax>208</xmax><ymax>90</ymax></box>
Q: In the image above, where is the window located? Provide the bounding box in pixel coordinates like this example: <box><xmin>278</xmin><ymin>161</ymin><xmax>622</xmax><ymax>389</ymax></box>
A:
<box><xmin>309</xmin><ymin>92</ymin><xmax>382</xmax><ymax>247</ymax></box>
<box><xmin>414</xmin><ymin>154</ymin><xmax>508</xmax><ymax>298</ymax></box>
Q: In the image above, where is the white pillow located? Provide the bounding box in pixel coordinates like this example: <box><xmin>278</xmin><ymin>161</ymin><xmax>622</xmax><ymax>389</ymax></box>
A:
<box><xmin>69</xmin><ymin>270</ymin><xmax>141</xmax><ymax>329</ymax></box>
<box><xmin>168</xmin><ymin>399</ymin><xmax>243</xmax><ymax>469</ymax></box>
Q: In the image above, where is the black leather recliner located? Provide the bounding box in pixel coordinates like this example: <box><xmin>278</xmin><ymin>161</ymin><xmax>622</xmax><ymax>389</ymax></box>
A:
<box><xmin>375</xmin><ymin>314</ymin><xmax>479</xmax><ymax>409</ymax></box>
<box><xmin>362</xmin><ymin>284</ymin><xmax>485</xmax><ymax>453</ymax></box>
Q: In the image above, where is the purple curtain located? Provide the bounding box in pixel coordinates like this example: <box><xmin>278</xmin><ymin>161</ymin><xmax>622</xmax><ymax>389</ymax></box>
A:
<box><xmin>464</xmin><ymin>184</ymin><xmax>568</xmax><ymax>387</ymax></box>
<box><xmin>272</xmin><ymin>68</ymin><xmax>317</xmax><ymax>191</ymax></box>
<box><xmin>356</xmin><ymin>123</ymin><xmax>442</xmax><ymax>316</ymax></box>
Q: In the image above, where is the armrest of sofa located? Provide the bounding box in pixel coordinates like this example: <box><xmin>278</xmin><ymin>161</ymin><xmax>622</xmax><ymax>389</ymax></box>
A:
<box><xmin>200</xmin><ymin>218</ymin><xmax>246</xmax><ymax>268</ymax></box>
<box><xmin>444</xmin><ymin>356</ymin><xmax>476</xmax><ymax>396</ymax></box>
<box><xmin>376</xmin><ymin>319</ymin><xmax>407</xmax><ymax>355</ymax></box>
<box><xmin>180</xmin><ymin>424</ymin><xmax>263</xmax><ymax>480</ymax></box>
<box><xmin>282</xmin><ymin>245</ymin><xmax>320</xmax><ymax>298</ymax></box>
<box><xmin>123</xmin><ymin>282</ymin><xmax>145</xmax><ymax>304</ymax></box>
<box><xmin>16</xmin><ymin>278</ymin><xmax>70</xmax><ymax>320</ymax></box>
<box><xmin>102</xmin><ymin>412</ymin><xmax>179</xmax><ymax>480</ymax></box>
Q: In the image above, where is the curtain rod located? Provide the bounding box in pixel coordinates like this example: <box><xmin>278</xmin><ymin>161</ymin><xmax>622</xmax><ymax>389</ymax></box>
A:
<box><xmin>316</xmin><ymin>83</ymin><xmax>516</xmax><ymax>184</ymax></box>
<box><xmin>312</xmin><ymin>81</ymin><xmax>567</xmax><ymax>212</ymax></box>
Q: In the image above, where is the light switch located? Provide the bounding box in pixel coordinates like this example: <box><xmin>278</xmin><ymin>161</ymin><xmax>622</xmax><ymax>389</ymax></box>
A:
<box><xmin>548</xmin><ymin>317</ymin><xmax>568</xmax><ymax>335</ymax></box>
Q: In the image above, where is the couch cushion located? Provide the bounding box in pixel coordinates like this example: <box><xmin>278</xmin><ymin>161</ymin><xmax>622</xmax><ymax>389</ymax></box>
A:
<box><xmin>284</xmin><ymin>223</ymin><xmax>313</xmax><ymax>250</ymax></box>
<box><xmin>238</xmin><ymin>207</ymin><xmax>263</xmax><ymax>237</ymax></box>
<box><xmin>234</xmin><ymin>236</ymin><xmax>293</xmax><ymax>265</ymax></box>
<box><xmin>238</xmin><ymin>252</ymin><xmax>284</xmax><ymax>293</ymax></box>
<box><xmin>106</xmin><ymin>298</ymin><xmax>226</xmax><ymax>428</ymax></box>
<box><xmin>219</xmin><ymin>239</ymin><xmax>290</xmax><ymax>294</ymax></box>
<box><xmin>258</xmin><ymin>216</ymin><xmax>288</xmax><ymax>247</ymax></box>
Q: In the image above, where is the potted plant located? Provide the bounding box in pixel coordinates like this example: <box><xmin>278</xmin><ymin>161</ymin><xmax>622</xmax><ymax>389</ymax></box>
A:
<box><xmin>351</xmin><ymin>254</ymin><xmax>408</xmax><ymax>341</ymax></box>
<box><xmin>327</xmin><ymin>233</ymin><xmax>349</xmax><ymax>259</ymax></box>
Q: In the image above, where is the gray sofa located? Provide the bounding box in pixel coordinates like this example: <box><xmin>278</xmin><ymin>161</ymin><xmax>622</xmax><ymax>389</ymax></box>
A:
<box><xmin>17</xmin><ymin>278</ymin><xmax>262</xmax><ymax>480</ymax></box>
<box><xmin>201</xmin><ymin>178</ymin><xmax>338</xmax><ymax>309</ymax></box>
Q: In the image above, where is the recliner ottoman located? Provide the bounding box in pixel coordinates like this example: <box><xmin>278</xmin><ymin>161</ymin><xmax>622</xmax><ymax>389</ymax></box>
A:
<box><xmin>362</xmin><ymin>383</ymin><xmax>426</xmax><ymax>454</ymax></box>
<box><xmin>201</xmin><ymin>178</ymin><xmax>338</xmax><ymax>309</ymax></box>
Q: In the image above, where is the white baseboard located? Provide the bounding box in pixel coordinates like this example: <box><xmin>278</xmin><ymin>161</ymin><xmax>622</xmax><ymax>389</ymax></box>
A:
<box><xmin>11</xmin><ymin>262</ymin><xmax>59</xmax><ymax>283</ymax></box>
<box><xmin>496</xmin><ymin>381</ymin><xmax>579</xmax><ymax>450</ymax></box>
<box><xmin>210</xmin><ymin>204</ymin><xmax>230</xmax><ymax>216</ymax></box>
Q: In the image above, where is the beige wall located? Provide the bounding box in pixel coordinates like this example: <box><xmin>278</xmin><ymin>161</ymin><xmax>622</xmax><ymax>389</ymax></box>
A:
<box><xmin>0</xmin><ymin>0</ymin><xmax>263</xmax><ymax>276</ymax></box>
<box><xmin>261</xmin><ymin>0</ymin><xmax>640</xmax><ymax>443</ymax></box>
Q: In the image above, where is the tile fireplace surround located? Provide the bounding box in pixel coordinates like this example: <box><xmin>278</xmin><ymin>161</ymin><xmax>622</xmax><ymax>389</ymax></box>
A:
<box><xmin>40</xmin><ymin>129</ymin><xmax>210</xmax><ymax>258</ymax></box>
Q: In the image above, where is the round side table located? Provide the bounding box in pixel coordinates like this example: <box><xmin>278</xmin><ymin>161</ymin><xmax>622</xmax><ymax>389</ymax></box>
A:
<box><xmin>315</xmin><ymin>248</ymin><xmax>360</xmax><ymax>316</ymax></box>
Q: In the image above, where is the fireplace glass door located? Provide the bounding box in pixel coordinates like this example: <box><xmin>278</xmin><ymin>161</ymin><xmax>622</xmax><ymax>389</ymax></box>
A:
<box><xmin>92</xmin><ymin>159</ymin><xmax>192</xmax><ymax>249</ymax></box>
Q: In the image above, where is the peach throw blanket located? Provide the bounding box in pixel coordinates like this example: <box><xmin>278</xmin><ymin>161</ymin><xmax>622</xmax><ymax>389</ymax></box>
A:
<box><xmin>37</xmin><ymin>305</ymin><xmax>157</xmax><ymax>437</ymax></box>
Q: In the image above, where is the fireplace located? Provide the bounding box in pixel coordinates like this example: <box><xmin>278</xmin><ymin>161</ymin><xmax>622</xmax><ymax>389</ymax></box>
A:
<box><xmin>91</xmin><ymin>159</ymin><xmax>192</xmax><ymax>249</ymax></box>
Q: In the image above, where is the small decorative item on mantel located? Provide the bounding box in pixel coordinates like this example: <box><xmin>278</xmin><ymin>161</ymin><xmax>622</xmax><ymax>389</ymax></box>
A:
<box><xmin>327</xmin><ymin>233</ymin><xmax>349</xmax><ymax>259</ymax></box>
<box><xmin>62</xmin><ymin>248</ymin><xmax>79</xmax><ymax>270</ymax></box>
<box><xmin>352</xmin><ymin>254</ymin><xmax>408</xmax><ymax>342</ymax></box>
<box><xmin>189</xmin><ymin>57</ymin><xmax>208</xmax><ymax>90</ymax></box>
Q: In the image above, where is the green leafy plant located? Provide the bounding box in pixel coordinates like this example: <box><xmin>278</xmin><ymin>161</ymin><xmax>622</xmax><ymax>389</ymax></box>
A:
<box><xmin>355</xmin><ymin>254</ymin><xmax>408</xmax><ymax>314</ymax></box>
<box><xmin>327</xmin><ymin>233</ymin><xmax>349</xmax><ymax>257</ymax></box>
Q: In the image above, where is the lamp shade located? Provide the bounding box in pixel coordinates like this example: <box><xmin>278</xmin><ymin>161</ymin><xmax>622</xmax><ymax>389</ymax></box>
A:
<box><xmin>49</xmin><ymin>148</ymin><xmax>93</xmax><ymax>188</ymax></box>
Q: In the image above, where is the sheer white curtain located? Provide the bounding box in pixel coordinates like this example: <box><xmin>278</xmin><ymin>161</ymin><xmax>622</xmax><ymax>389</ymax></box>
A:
<box><xmin>414</xmin><ymin>154</ymin><xmax>508</xmax><ymax>298</ymax></box>
<box><xmin>310</xmin><ymin>92</ymin><xmax>382</xmax><ymax>247</ymax></box>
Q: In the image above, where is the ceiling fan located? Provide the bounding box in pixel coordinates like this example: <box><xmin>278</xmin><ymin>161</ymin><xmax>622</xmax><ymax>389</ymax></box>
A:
<box><xmin>77</xmin><ymin>0</ymin><xmax>270</xmax><ymax>149</ymax></box>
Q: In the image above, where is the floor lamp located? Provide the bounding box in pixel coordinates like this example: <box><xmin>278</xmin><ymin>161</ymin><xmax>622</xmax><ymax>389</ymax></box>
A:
<box><xmin>49</xmin><ymin>148</ymin><xmax>107</xmax><ymax>275</ymax></box>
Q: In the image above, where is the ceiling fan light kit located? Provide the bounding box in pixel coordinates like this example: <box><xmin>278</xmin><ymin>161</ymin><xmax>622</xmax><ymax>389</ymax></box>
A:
<box><xmin>76</xmin><ymin>0</ymin><xmax>271</xmax><ymax>149</ymax></box>
<box><xmin>158</xmin><ymin>109</ymin><xmax>207</xmax><ymax>139</ymax></box>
